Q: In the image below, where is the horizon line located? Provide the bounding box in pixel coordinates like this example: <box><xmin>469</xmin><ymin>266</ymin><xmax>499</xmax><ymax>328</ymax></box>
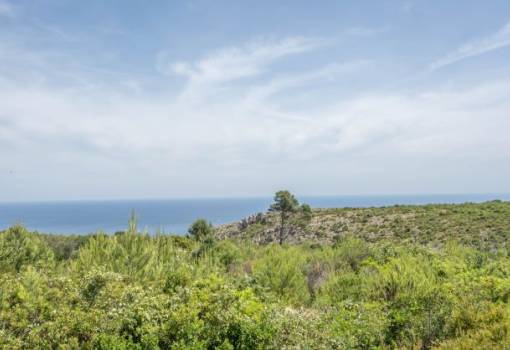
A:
<box><xmin>1</xmin><ymin>192</ymin><xmax>510</xmax><ymax>205</ymax></box>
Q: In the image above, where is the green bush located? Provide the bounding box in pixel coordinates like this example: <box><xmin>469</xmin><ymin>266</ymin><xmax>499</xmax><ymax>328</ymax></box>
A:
<box><xmin>2</xmin><ymin>209</ymin><xmax>510</xmax><ymax>349</ymax></box>
<box><xmin>0</xmin><ymin>225</ymin><xmax>54</xmax><ymax>273</ymax></box>
<box><xmin>253</xmin><ymin>245</ymin><xmax>309</xmax><ymax>305</ymax></box>
<box><xmin>188</xmin><ymin>219</ymin><xmax>214</xmax><ymax>242</ymax></box>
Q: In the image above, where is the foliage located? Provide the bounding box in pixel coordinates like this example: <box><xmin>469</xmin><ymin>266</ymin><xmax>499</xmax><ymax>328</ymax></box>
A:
<box><xmin>188</xmin><ymin>218</ymin><xmax>214</xmax><ymax>242</ymax></box>
<box><xmin>0</xmin><ymin>225</ymin><xmax>54</xmax><ymax>273</ymax></box>
<box><xmin>2</xmin><ymin>202</ymin><xmax>510</xmax><ymax>348</ymax></box>
<box><xmin>267</xmin><ymin>190</ymin><xmax>314</xmax><ymax>244</ymax></box>
<box><xmin>40</xmin><ymin>233</ymin><xmax>91</xmax><ymax>261</ymax></box>
<box><xmin>300</xmin><ymin>203</ymin><xmax>313</xmax><ymax>221</ymax></box>
<box><xmin>269</xmin><ymin>190</ymin><xmax>300</xmax><ymax>244</ymax></box>
<box><xmin>253</xmin><ymin>244</ymin><xmax>309</xmax><ymax>305</ymax></box>
<box><xmin>219</xmin><ymin>200</ymin><xmax>510</xmax><ymax>248</ymax></box>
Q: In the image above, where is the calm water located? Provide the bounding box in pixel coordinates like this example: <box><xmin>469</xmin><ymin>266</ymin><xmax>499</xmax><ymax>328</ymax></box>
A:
<box><xmin>1</xmin><ymin>194</ymin><xmax>509</xmax><ymax>235</ymax></box>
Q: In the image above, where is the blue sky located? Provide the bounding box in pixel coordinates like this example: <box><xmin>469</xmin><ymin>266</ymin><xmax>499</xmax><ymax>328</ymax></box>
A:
<box><xmin>1</xmin><ymin>0</ymin><xmax>510</xmax><ymax>201</ymax></box>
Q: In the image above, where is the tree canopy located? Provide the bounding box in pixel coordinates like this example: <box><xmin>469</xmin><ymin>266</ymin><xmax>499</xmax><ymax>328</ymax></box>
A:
<box><xmin>269</xmin><ymin>190</ymin><xmax>300</xmax><ymax>244</ymax></box>
<box><xmin>188</xmin><ymin>218</ymin><xmax>214</xmax><ymax>241</ymax></box>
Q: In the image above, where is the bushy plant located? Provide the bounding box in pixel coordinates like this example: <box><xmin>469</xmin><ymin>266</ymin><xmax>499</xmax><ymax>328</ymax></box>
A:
<box><xmin>2</xmin><ymin>206</ymin><xmax>510</xmax><ymax>349</ymax></box>
<box><xmin>188</xmin><ymin>218</ymin><xmax>214</xmax><ymax>242</ymax></box>
<box><xmin>0</xmin><ymin>225</ymin><xmax>54</xmax><ymax>273</ymax></box>
<box><xmin>253</xmin><ymin>245</ymin><xmax>309</xmax><ymax>305</ymax></box>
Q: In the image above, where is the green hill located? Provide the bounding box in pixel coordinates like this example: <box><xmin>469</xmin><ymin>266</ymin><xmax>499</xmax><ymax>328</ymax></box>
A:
<box><xmin>1</xmin><ymin>200</ymin><xmax>510</xmax><ymax>349</ymax></box>
<box><xmin>217</xmin><ymin>200</ymin><xmax>510</xmax><ymax>249</ymax></box>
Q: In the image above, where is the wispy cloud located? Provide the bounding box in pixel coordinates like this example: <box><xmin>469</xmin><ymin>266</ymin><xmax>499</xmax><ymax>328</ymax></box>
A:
<box><xmin>155</xmin><ymin>37</ymin><xmax>330</xmax><ymax>104</ymax></box>
<box><xmin>157</xmin><ymin>37</ymin><xmax>327</xmax><ymax>85</ymax></box>
<box><xmin>430</xmin><ymin>20</ymin><xmax>510</xmax><ymax>71</ymax></box>
<box><xmin>243</xmin><ymin>60</ymin><xmax>371</xmax><ymax>105</ymax></box>
<box><xmin>1</xmin><ymin>13</ymin><xmax>510</xmax><ymax>199</ymax></box>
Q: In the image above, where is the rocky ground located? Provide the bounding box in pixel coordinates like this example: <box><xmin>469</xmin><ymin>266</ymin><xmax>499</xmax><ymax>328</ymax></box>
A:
<box><xmin>215</xmin><ymin>200</ymin><xmax>510</xmax><ymax>249</ymax></box>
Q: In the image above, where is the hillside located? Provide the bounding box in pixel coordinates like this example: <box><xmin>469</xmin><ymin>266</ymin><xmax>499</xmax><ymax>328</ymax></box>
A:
<box><xmin>216</xmin><ymin>200</ymin><xmax>510</xmax><ymax>249</ymax></box>
<box><xmin>2</xmin><ymin>201</ymin><xmax>510</xmax><ymax>348</ymax></box>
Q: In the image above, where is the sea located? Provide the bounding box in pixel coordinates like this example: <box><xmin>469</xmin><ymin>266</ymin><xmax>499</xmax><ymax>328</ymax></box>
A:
<box><xmin>1</xmin><ymin>194</ymin><xmax>509</xmax><ymax>235</ymax></box>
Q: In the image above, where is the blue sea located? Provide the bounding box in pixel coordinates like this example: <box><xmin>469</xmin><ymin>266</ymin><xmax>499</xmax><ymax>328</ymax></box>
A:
<box><xmin>1</xmin><ymin>194</ymin><xmax>509</xmax><ymax>235</ymax></box>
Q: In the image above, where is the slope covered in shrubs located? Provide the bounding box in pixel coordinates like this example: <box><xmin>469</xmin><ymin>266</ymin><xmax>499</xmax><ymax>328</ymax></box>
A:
<box><xmin>1</xmin><ymin>201</ymin><xmax>510</xmax><ymax>349</ymax></box>
<box><xmin>216</xmin><ymin>200</ymin><xmax>510</xmax><ymax>249</ymax></box>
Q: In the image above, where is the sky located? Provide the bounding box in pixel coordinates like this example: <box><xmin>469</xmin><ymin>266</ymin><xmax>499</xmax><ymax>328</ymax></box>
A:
<box><xmin>1</xmin><ymin>0</ymin><xmax>510</xmax><ymax>201</ymax></box>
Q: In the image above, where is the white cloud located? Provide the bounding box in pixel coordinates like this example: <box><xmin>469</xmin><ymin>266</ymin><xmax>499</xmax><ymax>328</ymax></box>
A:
<box><xmin>241</xmin><ymin>60</ymin><xmax>371</xmax><ymax>110</ymax></box>
<box><xmin>1</xmin><ymin>33</ymin><xmax>510</xmax><ymax>199</ymax></box>
<box><xmin>158</xmin><ymin>37</ymin><xmax>326</xmax><ymax>85</ymax></box>
<box><xmin>430</xmin><ymin>20</ymin><xmax>510</xmax><ymax>71</ymax></box>
<box><xmin>2</xmin><ymin>69</ymin><xmax>508</xmax><ymax>165</ymax></box>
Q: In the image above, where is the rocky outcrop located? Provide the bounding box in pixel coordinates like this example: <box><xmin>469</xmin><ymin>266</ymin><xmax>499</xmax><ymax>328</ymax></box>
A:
<box><xmin>214</xmin><ymin>201</ymin><xmax>510</xmax><ymax>248</ymax></box>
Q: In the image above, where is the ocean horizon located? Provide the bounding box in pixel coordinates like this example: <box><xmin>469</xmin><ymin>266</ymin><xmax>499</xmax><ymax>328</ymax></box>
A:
<box><xmin>1</xmin><ymin>193</ymin><xmax>509</xmax><ymax>235</ymax></box>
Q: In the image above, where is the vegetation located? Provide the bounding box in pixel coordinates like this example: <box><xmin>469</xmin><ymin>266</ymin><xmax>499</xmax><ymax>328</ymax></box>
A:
<box><xmin>267</xmin><ymin>190</ymin><xmax>314</xmax><ymax>244</ymax></box>
<box><xmin>217</xmin><ymin>199</ymin><xmax>510</xmax><ymax>249</ymax></box>
<box><xmin>1</xmin><ymin>199</ymin><xmax>510</xmax><ymax>349</ymax></box>
<box><xmin>188</xmin><ymin>218</ymin><xmax>214</xmax><ymax>242</ymax></box>
<box><xmin>269</xmin><ymin>190</ymin><xmax>300</xmax><ymax>244</ymax></box>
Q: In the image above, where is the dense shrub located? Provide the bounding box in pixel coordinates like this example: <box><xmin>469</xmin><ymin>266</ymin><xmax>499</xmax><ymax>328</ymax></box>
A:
<box><xmin>0</xmin><ymin>225</ymin><xmax>54</xmax><ymax>273</ymax></box>
<box><xmin>188</xmin><ymin>218</ymin><xmax>214</xmax><ymax>242</ymax></box>
<box><xmin>2</xmin><ymin>214</ymin><xmax>510</xmax><ymax>348</ymax></box>
<box><xmin>253</xmin><ymin>245</ymin><xmax>309</xmax><ymax>305</ymax></box>
<box><xmin>40</xmin><ymin>233</ymin><xmax>90</xmax><ymax>261</ymax></box>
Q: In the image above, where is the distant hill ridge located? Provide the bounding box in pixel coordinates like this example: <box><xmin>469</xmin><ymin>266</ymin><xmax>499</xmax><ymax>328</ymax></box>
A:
<box><xmin>215</xmin><ymin>200</ymin><xmax>510</xmax><ymax>249</ymax></box>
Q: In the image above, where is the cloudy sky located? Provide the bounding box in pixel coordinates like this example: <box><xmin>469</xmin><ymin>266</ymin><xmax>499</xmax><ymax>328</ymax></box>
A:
<box><xmin>1</xmin><ymin>0</ymin><xmax>510</xmax><ymax>201</ymax></box>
